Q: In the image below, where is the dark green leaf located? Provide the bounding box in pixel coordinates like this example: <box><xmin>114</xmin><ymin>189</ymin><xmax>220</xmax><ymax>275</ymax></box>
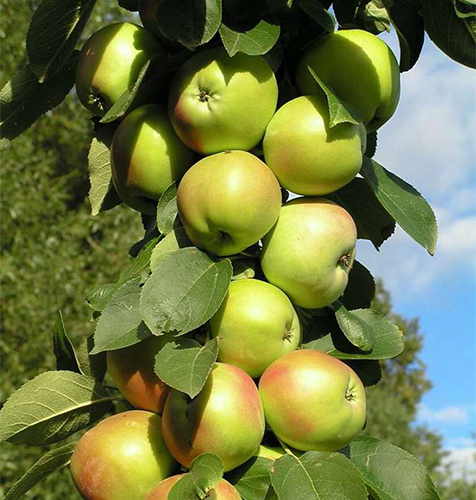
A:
<box><xmin>271</xmin><ymin>452</ymin><xmax>368</xmax><ymax>500</ymax></box>
<box><xmin>141</xmin><ymin>248</ymin><xmax>232</xmax><ymax>336</ymax></box>
<box><xmin>298</xmin><ymin>0</ymin><xmax>336</xmax><ymax>32</ymax></box>
<box><xmin>52</xmin><ymin>311</ymin><xmax>81</xmax><ymax>373</ymax></box>
<box><xmin>118</xmin><ymin>0</ymin><xmax>138</xmax><ymax>11</ymax></box>
<box><xmin>154</xmin><ymin>338</ymin><xmax>219</xmax><ymax>398</ymax></box>
<box><xmin>4</xmin><ymin>442</ymin><xmax>77</xmax><ymax>500</ymax></box>
<box><xmin>86</xmin><ymin>283</ymin><xmax>118</xmax><ymax>312</ymax></box>
<box><xmin>75</xmin><ymin>335</ymin><xmax>107</xmax><ymax>381</ymax></box>
<box><xmin>26</xmin><ymin>0</ymin><xmax>96</xmax><ymax>81</ymax></box>
<box><xmin>345</xmin><ymin>359</ymin><xmax>382</xmax><ymax>386</ymax></box>
<box><xmin>154</xmin><ymin>0</ymin><xmax>223</xmax><ymax>50</ymax></box>
<box><xmin>118</xmin><ymin>236</ymin><xmax>159</xmax><ymax>285</ymax></box>
<box><xmin>308</xmin><ymin>67</ymin><xmax>363</xmax><ymax>127</ymax></box>
<box><xmin>0</xmin><ymin>52</ymin><xmax>78</xmax><ymax>148</ymax></box>
<box><xmin>341</xmin><ymin>261</ymin><xmax>376</xmax><ymax>310</ymax></box>
<box><xmin>334</xmin><ymin>301</ymin><xmax>375</xmax><ymax>351</ymax></box>
<box><xmin>0</xmin><ymin>372</ymin><xmax>114</xmax><ymax>446</ymax></box>
<box><xmin>157</xmin><ymin>182</ymin><xmax>179</xmax><ymax>235</ymax></box>
<box><xmin>365</xmin><ymin>131</ymin><xmax>378</xmax><ymax>158</ymax></box>
<box><xmin>150</xmin><ymin>227</ymin><xmax>192</xmax><ymax>271</ymax></box>
<box><xmin>349</xmin><ymin>436</ymin><xmax>441</xmax><ymax>500</ymax></box>
<box><xmin>219</xmin><ymin>16</ymin><xmax>281</xmax><ymax>57</ymax></box>
<box><xmin>422</xmin><ymin>0</ymin><xmax>476</xmax><ymax>68</ymax></box>
<box><xmin>226</xmin><ymin>456</ymin><xmax>273</xmax><ymax>500</ymax></box>
<box><xmin>361</xmin><ymin>158</ymin><xmax>438</xmax><ymax>255</ymax></box>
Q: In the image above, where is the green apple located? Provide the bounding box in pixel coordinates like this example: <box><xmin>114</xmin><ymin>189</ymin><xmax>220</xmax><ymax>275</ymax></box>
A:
<box><xmin>177</xmin><ymin>150</ymin><xmax>282</xmax><ymax>256</ymax></box>
<box><xmin>111</xmin><ymin>104</ymin><xmax>195</xmax><ymax>214</ymax></box>
<box><xmin>168</xmin><ymin>47</ymin><xmax>278</xmax><ymax>154</ymax></box>
<box><xmin>259</xmin><ymin>350</ymin><xmax>366</xmax><ymax>451</ymax></box>
<box><xmin>70</xmin><ymin>411</ymin><xmax>178</xmax><ymax>500</ymax></box>
<box><xmin>210</xmin><ymin>279</ymin><xmax>301</xmax><ymax>377</ymax></box>
<box><xmin>263</xmin><ymin>95</ymin><xmax>366</xmax><ymax>195</ymax></box>
<box><xmin>75</xmin><ymin>22</ymin><xmax>164</xmax><ymax>116</ymax></box>
<box><xmin>260</xmin><ymin>197</ymin><xmax>357</xmax><ymax>309</ymax></box>
<box><xmin>296</xmin><ymin>29</ymin><xmax>401</xmax><ymax>132</ymax></box>
<box><xmin>107</xmin><ymin>335</ymin><xmax>174</xmax><ymax>415</ymax></box>
<box><xmin>162</xmin><ymin>362</ymin><xmax>265</xmax><ymax>472</ymax></box>
<box><xmin>145</xmin><ymin>474</ymin><xmax>241</xmax><ymax>500</ymax></box>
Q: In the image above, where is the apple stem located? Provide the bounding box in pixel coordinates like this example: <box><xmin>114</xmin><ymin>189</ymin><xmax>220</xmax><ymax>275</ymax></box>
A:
<box><xmin>276</xmin><ymin>436</ymin><xmax>297</xmax><ymax>457</ymax></box>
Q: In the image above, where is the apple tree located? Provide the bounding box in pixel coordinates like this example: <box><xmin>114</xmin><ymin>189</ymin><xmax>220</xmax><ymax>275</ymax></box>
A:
<box><xmin>1</xmin><ymin>0</ymin><xmax>474</xmax><ymax>499</ymax></box>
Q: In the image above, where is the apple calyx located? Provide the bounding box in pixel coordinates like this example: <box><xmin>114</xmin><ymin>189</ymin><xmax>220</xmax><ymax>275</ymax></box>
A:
<box><xmin>345</xmin><ymin>389</ymin><xmax>357</xmax><ymax>402</ymax></box>
<box><xmin>91</xmin><ymin>88</ymin><xmax>106</xmax><ymax>113</ymax></box>
<box><xmin>199</xmin><ymin>89</ymin><xmax>211</xmax><ymax>102</ymax></box>
<box><xmin>283</xmin><ymin>327</ymin><xmax>295</xmax><ymax>342</ymax></box>
<box><xmin>339</xmin><ymin>252</ymin><xmax>354</xmax><ymax>271</ymax></box>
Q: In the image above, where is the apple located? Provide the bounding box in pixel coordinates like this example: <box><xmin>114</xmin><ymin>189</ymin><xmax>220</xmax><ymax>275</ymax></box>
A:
<box><xmin>259</xmin><ymin>350</ymin><xmax>366</xmax><ymax>451</ymax></box>
<box><xmin>177</xmin><ymin>150</ymin><xmax>282</xmax><ymax>256</ymax></box>
<box><xmin>263</xmin><ymin>95</ymin><xmax>366</xmax><ymax>195</ymax></box>
<box><xmin>209</xmin><ymin>279</ymin><xmax>301</xmax><ymax>377</ymax></box>
<box><xmin>162</xmin><ymin>362</ymin><xmax>265</xmax><ymax>471</ymax></box>
<box><xmin>145</xmin><ymin>474</ymin><xmax>241</xmax><ymax>500</ymax></box>
<box><xmin>296</xmin><ymin>29</ymin><xmax>401</xmax><ymax>132</ymax></box>
<box><xmin>70</xmin><ymin>410</ymin><xmax>178</xmax><ymax>500</ymax></box>
<box><xmin>168</xmin><ymin>47</ymin><xmax>278</xmax><ymax>154</ymax></box>
<box><xmin>260</xmin><ymin>197</ymin><xmax>357</xmax><ymax>309</ymax></box>
<box><xmin>107</xmin><ymin>335</ymin><xmax>174</xmax><ymax>414</ymax></box>
<box><xmin>75</xmin><ymin>22</ymin><xmax>164</xmax><ymax>116</ymax></box>
<box><xmin>111</xmin><ymin>104</ymin><xmax>195</xmax><ymax>214</ymax></box>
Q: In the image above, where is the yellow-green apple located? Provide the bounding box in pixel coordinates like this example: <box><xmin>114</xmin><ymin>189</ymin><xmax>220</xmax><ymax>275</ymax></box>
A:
<box><xmin>168</xmin><ymin>47</ymin><xmax>278</xmax><ymax>154</ymax></box>
<box><xmin>111</xmin><ymin>104</ymin><xmax>195</xmax><ymax>214</ymax></box>
<box><xmin>209</xmin><ymin>279</ymin><xmax>301</xmax><ymax>377</ymax></box>
<box><xmin>260</xmin><ymin>197</ymin><xmax>357</xmax><ymax>309</ymax></box>
<box><xmin>75</xmin><ymin>23</ymin><xmax>164</xmax><ymax>116</ymax></box>
<box><xmin>177</xmin><ymin>150</ymin><xmax>282</xmax><ymax>256</ymax></box>
<box><xmin>162</xmin><ymin>362</ymin><xmax>265</xmax><ymax>471</ymax></box>
<box><xmin>259</xmin><ymin>350</ymin><xmax>366</xmax><ymax>451</ymax></box>
<box><xmin>296</xmin><ymin>29</ymin><xmax>401</xmax><ymax>132</ymax></box>
<box><xmin>145</xmin><ymin>474</ymin><xmax>241</xmax><ymax>500</ymax></box>
<box><xmin>107</xmin><ymin>335</ymin><xmax>173</xmax><ymax>414</ymax></box>
<box><xmin>70</xmin><ymin>411</ymin><xmax>178</xmax><ymax>500</ymax></box>
<box><xmin>263</xmin><ymin>95</ymin><xmax>366</xmax><ymax>195</ymax></box>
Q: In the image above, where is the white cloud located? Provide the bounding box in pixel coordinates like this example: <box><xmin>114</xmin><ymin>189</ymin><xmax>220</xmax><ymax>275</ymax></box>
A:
<box><xmin>417</xmin><ymin>403</ymin><xmax>470</xmax><ymax>425</ymax></box>
<box><xmin>440</xmin><ymin>446</ymin><xmax>476</xmax><ymax>481</ymax></box>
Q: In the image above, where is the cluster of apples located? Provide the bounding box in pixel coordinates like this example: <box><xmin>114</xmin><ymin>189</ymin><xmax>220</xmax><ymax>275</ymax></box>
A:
<box><xmin>71</xmin><ymin>15</ymin><xmax>401</xmax><ymax>500</ymax></box>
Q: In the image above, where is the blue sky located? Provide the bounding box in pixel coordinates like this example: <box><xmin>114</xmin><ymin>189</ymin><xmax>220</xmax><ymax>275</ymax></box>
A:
<box><xmin>357</xmin><ymin>31</ymin><xmax>476</xmax><ymax>479</ymax></box>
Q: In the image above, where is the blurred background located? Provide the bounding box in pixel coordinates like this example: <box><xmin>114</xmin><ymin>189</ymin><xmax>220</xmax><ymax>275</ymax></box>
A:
<box><xmin>1</xmin><ymin>1</ymin><xmax>475</xmax><ymax>498</ymax></box>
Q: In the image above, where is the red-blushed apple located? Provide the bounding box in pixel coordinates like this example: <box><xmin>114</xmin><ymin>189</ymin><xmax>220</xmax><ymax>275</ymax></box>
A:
<box><xmin>70</xmin><ymin>410</ymin><xmax>178</xmax><ymax>500</ymax></box>
<box><xmin>168</xmin><ymin>47</ymin><xmax>278</xmax><ymax>154</ymax></box>
<box><xmin>145</xmin><ymin>473</ymin><xmax>241</xmax><ymax>500</ymax></box>
<box><xmin>177</xmin><ymin>150</ymin><xmax>282</xmax><ymax>256</ymax></box>
<box><xmin>260</xmin><ymin>197</ymin><xmax>357</xmax><ymax>309</ymax></box>
<box><xmin>209</xmin><ymin>279</ymin><xmax>301</xmax><ymax>377</ymax></box>
<box><xmin>296</xmin><ymin>29</ymin><xmax>400</xmax><ymax>132</ymax></box>
<box><xmin>111</xmin><ymin>104</ymin><xmax>195</xmax><ymax>214</ymax></box>
<box><xmin>259</xmin><ymin>350</ymin><xmax>366</xmax><ymax>451</ymax></box>
<box><xmin>263</xmin><ymin>95</ymin><xmax>366</xmax><ymax>195</ymax></box>
<box><xmin>162</xmin><ymin>362</ymin><xmax>265</xmax><ymax>472</ymax></box>
<box><xmin>107</xmin><ymin>335</ymin><xmax>173</xmax><ymax>414</ymax></box>
<box><xmin>75</xmin><ymin>23</ymin><xmax>164</xmax><ymax>116</ymax></box>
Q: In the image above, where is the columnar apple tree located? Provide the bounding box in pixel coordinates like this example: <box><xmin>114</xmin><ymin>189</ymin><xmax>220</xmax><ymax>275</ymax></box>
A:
<box><xmin>1</xmin><ymin>1</ymin><xmax>474</xmax><ymax>499</ymax></box>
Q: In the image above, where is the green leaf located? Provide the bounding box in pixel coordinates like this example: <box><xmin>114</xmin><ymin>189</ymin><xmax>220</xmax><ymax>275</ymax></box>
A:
<box><xmin>0</xmin><ymin>371</ymin><xmax>114</xmax><ymax>446</ymax></box>
<box><xmin>303</xmin><ymin>309</ymin><xmax>404</xmax><ymax>360</ymax></box>
<box><xmin>88</xmin><ymin>123</ymin><xmax>122</xmax><ymax>216</ymax></box>
<box><xmin>4</xmin><ymin>442</ymin><xmax>77</xmax><ymax>500</ymax></box>
<box><xmin>118</xmin><ymin>236</ymin><xmax>159</xmax><ymax>285</ymax></box>
<box><xmin>141</xmin><ymin>248</ymin><xmax>232</xmax><ymax>336</ymax></box>
<box><xmin>154</xmin><ymin>338</ymin><xmax>219</xmax><ymax>398</ymax></box>
<box><xmin>191</xmin><ymin>453</ymin><xmax>225</xmax><ymax>494</ymax></box>
<box><xmin>341</xmin><ymin>261</ymin><xmax>376</xmax><ymax>310</ymax></box>
<box><xmin>75</xmin><ymin>335</ymin><xmax>107</xmax><ymax>381</ymax></box>
<box><xmin>308</xmin><ymin>67</ymin><xmax>363</xmax><ymax>127</ymax></box>
<box><xmin>118</xmin><ymin>0</ymin><xmax>138</xmax><ymax>11</ymax></box>
<box><xmin>0</xmin><ymin>52</ymin><xmax>78</xmax><ymax>149</ymax></box>
<box><xmin>168</xmin><ymin>474</ymin><xmax>200</xmax><ymax>500</ymax></box>
<box><xmin>150</xmin><ymin>227</ymin><xmax>192</xmax><ymax>272</ymax></box>
<box><xmin>349</xmin><ymin>435</ymin><xmax>441</xmax><ymax>500</ymax></box>
<box><xmin>327</xmin><ymin>177</ymin><xmax>395</xmax><ymax>250</ymax></box>
<box><xmin>346</xmin><ymin>359</ymin><xmax>382</xmax><ymax>386</ymax></box>
<box><xmin>92</xmin><ymin>278</ymin><xmax>152</xmax><ymax>354</ymax></box>
<box><xmin>26</xmin><ymin>0</ymin><xmax>96</xmax><ymax>81</ymax></box>
<box><xmin>86</xmin><ymin>283</ymin><xmax>118</xmax><ymax>312</ymax></box>
<box><xmin>52</xmin><ymin>311</ymin><xmax>81</xmax><ymax>373</ymax></box>
<box><xmin>271</xmin><ymin>451</ymin><xmax>368</xmax><ymax>500</ymax></box>
<box><xmin>422</xmin><ymin>0</ymin><xmax>476</xmax><ymax>68</ymax></box>
<box><xmin>219</xmin><ymin>16</ymin><xmax>281</xmax><ymax>57</ymax></box>
<box><xmin>358</xmin><ymin>0</ymin><xmax>392</xmax><ymax>34</ymax></box>
<box><xmin>154</xmin><ymin>0</ymin><xmax>223</xmax><ymax>50</ymax></box>
<box><xmin>157</xmin><ymin>182</ymin><xmax>179</xmax><ymax>235</ymax></box>
<box><xmin>334</xmin><ymin>301</ymin><xmax>375</xmax><ymax>351</ymax></box>
<box><xmin>226</xmin><ymin>456</ymin><xmax>273</xmax><ymax>500</ymax></box>
<box><xmin>361</xmin><ymin>158</ymin><xmax>438</xmax><ymax>255</ymax></box>
<box><xmin>298</xmin><ymin>0</ymin><xmax>336</xmax><ymax>32</ymax></box>
<box><xmin>383</xmin><ymin>0</ymin><xmax>425</xmax><ymax>71</ymax></box>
